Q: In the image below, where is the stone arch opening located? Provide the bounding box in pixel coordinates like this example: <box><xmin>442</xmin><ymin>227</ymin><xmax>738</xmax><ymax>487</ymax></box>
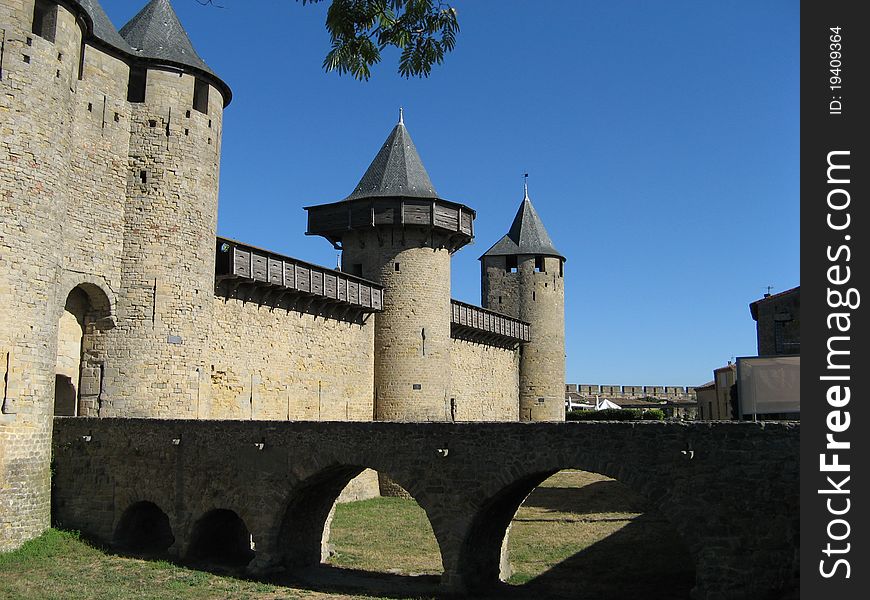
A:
<box><xmin>113</xmin><ymin>501</ymin><xmax>175</xmax><ymax>554</ymax></box>
<box><xmin>54</xmin><ymin>283</ymin><xmax>113</xmax><ymax>417</ymax></box>
<box><xmin>458</xmin><ymin>468</ymin><xmax>696</xmax><ymax>597</ymax></box>
<box><xmin>188</xmin><ymin>509</ymin><xmax>255</xmax><ymax>568</ymax></box>
<box><xmin>278</xmin><ymin>466</ymin><xmax>443</xmax><ymax>578</ymax></box>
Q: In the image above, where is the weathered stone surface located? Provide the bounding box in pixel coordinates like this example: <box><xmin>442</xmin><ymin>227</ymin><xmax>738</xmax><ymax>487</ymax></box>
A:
<box><xmin>52</xmin><ymin>419</ymin><xmax>799</xmax><ymax>600</ymax></box>
<box><xmin>483</xmin><ymin>254</ymin><xmax>565</xmax><ymax>421</ymax></box>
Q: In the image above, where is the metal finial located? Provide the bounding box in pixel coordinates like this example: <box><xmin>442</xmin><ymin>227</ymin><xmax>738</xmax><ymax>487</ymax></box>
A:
<box><xmin>399</xmin><ymin>107</ymin><xmax>404</xmax><ymax>124</ymax></box>
<box><xmin>523</xmin><ymin>173</ymin><xmax>529</xmax><ymax>199</ymax></box>
<box><xmin>765</xmin><ymin>285</ymin><xmax>773</xmax><ymax>297</ymax></box>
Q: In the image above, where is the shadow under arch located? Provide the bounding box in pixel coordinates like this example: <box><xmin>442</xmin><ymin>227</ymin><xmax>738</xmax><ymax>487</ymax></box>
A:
<box><xmin>276</xmin><ymin>464</ymin><xmax>444</xmax><ymax>574</ymax></box>
<box><xmin>113</xmin><ymin>500</ymin><xmax>175</xmax><ymax>555</ymax></box>
<box><xmin>188</xmin><ymin>508</ymin><xmax>255</xmax><ymax>568</ymax></box>
<box><xmin>457</xmin><ymin>464</ymin><xmax>699</xmax><ymax>595</ymax></box>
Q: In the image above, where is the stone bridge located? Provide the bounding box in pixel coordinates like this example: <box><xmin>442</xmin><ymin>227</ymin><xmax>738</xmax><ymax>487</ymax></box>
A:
<box><xmin>51</xmin><ymin>419</ymin><xmax>799</xmax><ymax>599</ymax></box>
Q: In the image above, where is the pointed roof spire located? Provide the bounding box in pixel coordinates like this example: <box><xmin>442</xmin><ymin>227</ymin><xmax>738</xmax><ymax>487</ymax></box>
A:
<box><xmin>344</xmin><ymin>113</ymin><xmax>438</xmax><ymax>201</ymax></box>
<box><xmin>481</xmin><ymin>181</ymin><xmax>565</xmax><ymax>260</ymax></box>
<box><xmin>77</xmin><ymin>0</ymin><xmax>134</xmax><ymax>52</ymax></box>
<box><xmin>119</xmin><ymin>0</ymin><xmax>216</xmax><ymax>77</ymax></box>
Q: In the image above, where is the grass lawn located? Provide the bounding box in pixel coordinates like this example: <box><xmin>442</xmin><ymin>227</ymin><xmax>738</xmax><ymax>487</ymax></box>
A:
<box><xmin>0</xmin><ymin>471</ymin><xmax>694</xmax><ymax>599</ymax></box>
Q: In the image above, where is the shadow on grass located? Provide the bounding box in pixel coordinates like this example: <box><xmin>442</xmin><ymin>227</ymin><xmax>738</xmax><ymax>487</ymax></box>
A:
<box><xmin>502</xmin><ymin>513</ymin><xmax>695</xmax><ymax>600</ymax></box>
<box><xmin>520</xmin><ymin>480</ymin><xmax>645</xmax><ymax>515</ymax></box>
<box><xmin>266</xmin><ymin>564</ymin><xmax>443</xmax><ymax>599</ymax></box>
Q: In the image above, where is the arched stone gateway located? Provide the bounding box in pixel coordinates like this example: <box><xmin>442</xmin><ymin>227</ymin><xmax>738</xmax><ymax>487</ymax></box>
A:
<box><xmin>51</xmin><ymin>420</ymin><xmax>799</xmax><ymax>599</ymax></box>
<box><xmin>54</xmin><ymin>283</ymin><xmax>114</xmax><ymax>417</ymax></box>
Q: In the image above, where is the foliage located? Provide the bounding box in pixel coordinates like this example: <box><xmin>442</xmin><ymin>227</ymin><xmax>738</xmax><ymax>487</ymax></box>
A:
<box><xmin>566</xmin><ymin>408</ymin><xmax>664</xmax><ymax>421</ymax></box>
<box><xmin>641</xmin><ymin>408</ymin><xmax>665</xmax><ymax>420</ymax></box>
<box><xmin>298</xmin><ymin>0</ymin><xmax>459</xmax><ymax>80</ymax></box>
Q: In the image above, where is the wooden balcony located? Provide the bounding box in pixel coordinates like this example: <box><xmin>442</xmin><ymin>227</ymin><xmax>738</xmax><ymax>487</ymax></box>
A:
<box><xmin>215</xmin><ymin>237</ymin><xmax>383</xmax><ymax>321</ymax></box>
<box><xmin>450</xmin><ymin>299</ymin><xmax>530</xmax><ymax>348</ymax></box>
<box><xmin>305</xmin><ymin>197</ymin><xmax>475</xmax><ymax>252</ymax></box>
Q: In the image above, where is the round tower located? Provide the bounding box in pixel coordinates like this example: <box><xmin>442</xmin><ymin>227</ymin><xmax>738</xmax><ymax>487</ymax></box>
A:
<box><xmin>480</xmin><ymin>181</ymin><xmax>566</xmax><ymax>421</ymax></box>
<box><xmin>102</xmin><ymin>0</ymin><xmax>231</xmax><ymax>418</ymax></box>
<box><xmin>0</xmin><ymin>0</ymin><xmax>85</xmax><ymax>550</ymax></box>
<box><xmin>306</xmin><ymin>113</ymin><xmax>475</xmax><ymax>422</ymax></box>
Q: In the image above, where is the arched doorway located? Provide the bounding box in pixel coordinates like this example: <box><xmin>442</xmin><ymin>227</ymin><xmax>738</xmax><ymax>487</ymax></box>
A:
<box><xmin>54</xmin><ymin>284</ymin><xmax>112</xmax><ymax>416</ymax></box>
<box><xmin>188</xmin><ymin>509</ymin><xmax>255</xmax><ymax>568</ymax></box>
<box><xmin>114</xmin><ymin>501</ymin><xmax>175</xmax><ymax>554</ymax></box>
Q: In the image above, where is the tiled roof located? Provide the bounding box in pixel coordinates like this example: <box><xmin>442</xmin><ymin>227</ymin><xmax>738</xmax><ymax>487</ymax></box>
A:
<box><xmin>481</xmin><ymin>188</ymin><xmax>564</xmax><ymax>260</ymax></box>
<box><xmin>77</xmin><ymin>0</ymin><xmax>134</xmax><ymax>53</ymax></box>
<box><xmin>344</xmin><ymin>115</ymin><xmax>438</xmax><ymax>201</ymax></box>
<box><xmin>119</xmin><ymin>0</ymin><xmax>217</xmax><ymax>78</ymax></box>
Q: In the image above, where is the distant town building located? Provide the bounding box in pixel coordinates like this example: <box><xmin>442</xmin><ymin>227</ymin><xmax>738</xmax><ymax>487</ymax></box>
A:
<box><xmin>749</xmin><ymin>286</ymin><xmax>800</xmax><ymax>356</ymax></box>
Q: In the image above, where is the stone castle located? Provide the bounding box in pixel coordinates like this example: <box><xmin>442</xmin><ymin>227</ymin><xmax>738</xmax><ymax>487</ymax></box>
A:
<box><xmin>0</xmin><ymin>0</ymin><xmax>566</xmax><ymax>551</ymax></box>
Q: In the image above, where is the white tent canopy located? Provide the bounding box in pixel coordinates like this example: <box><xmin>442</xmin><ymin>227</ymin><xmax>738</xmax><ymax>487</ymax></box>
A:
<box><xmin>595</xmin><ymin>398</ymin><xmax>622</xmax><ymax>410</ymax></box>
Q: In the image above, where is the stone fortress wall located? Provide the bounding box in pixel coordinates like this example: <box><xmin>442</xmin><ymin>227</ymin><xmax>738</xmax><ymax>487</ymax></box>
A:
<box><xmin>567</xmin><ymin>383</ymin><xmax>698</xmax><ymax>401</ymax></box>
<box><xmin>0</xmin><ymin>0</ymin><xmax>566</xmax><ymax>551</ymax></box>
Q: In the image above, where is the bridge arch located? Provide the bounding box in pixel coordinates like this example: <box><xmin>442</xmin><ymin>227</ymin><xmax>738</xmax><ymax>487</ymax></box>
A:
<box><xmin>455</xmin><ymin>460</ymin><xmax>698</xmax><ymax>594</ymax></box>
<box><xmin>113</xmin><ymin>500</ymin><xmax>175</xmax><ymax>554</ymax></box>
<box><xmin>275</xmin><ymin>463</ymin><xmax>445</xmax><ymax>573</ymax></box>
<box><xmin>188</xmin><ymin>508</ymin><xmax>256</xmax><ymax>568</ymax></box>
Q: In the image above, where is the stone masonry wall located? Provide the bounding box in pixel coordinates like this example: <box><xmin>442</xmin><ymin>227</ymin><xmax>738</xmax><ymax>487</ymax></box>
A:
<box><xmin>52</xmin><ymin>419</ymin><xmax>800</xmax><ymax>599</ymax></box>
<box><xmin>101</xmin><ymin>70</ymin><xmax>223</xmax><ymax>418</ymax></box>
<box><xmin>342</xmin><ymin>228</ymin><xmax>453</xmax><ymax>422</ymax></box>
<box><xmin>483</xmin><ymin>255</ymin><xmax>565</xmax><ymax>421</ymax></box>
<box><xmin>0</xmin><ymin>0</ymin><xmax>82</xmax><ymax>551</ymax></box>
<box><xmin>449</xmin><ymin>339</ymin><xmax>518</xmax><ymax>421</ymax></box>
<box><xmin>208</xmin><ymin>297</ymin><xmax>375</xmax><ymax>421</ymax></box>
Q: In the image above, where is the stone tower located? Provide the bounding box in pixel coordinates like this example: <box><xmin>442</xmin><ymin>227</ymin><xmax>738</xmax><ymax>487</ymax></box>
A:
<box><xmin>306</xmin><ymin>113</ymin><xmax>475</xmax><ymax>422</ymax></box>
<box><xmin>0</xmin><ymin>0</ymin><xmax>87</xmax><ymax>550</ymax></box>
<box><xmin>0</xmin><ymin>0</ymin><xmax>230</xmax><ymax>551</ymax></box>
<box><xmin>102</xmin><ymin>0</ymin><xmax>230</xmax><ymax>418</ymax></box>
<box><xmin>481</xmin><ymin>182</ymin><xmax>566</xmax><ymax>421</ymax></box>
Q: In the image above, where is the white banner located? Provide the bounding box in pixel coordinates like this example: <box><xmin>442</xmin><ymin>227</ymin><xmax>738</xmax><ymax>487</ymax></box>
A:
<box><xmin>737</xmin><ymin>356</ymin><xmax>800</xmax><ymax>416</ymax></box>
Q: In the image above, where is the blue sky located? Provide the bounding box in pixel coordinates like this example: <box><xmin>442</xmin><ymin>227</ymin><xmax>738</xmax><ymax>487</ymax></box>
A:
<box><xmin>101</xmin><ymin>0</ymin><xmax>800</xmax><ymax>386</ymax></box>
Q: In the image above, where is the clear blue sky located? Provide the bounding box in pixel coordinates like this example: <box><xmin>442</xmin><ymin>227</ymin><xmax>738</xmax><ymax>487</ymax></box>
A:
<box><xmin>102</xmin><ymin>0</ymin><xmax>799</xmax><ymax>387</ymax></box>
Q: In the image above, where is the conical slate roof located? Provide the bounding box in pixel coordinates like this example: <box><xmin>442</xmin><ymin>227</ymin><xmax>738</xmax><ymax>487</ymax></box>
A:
<box><xmin>482</xmin><ymin>188</ymin><xmax>564</xmax><ymax>260</ymax></box>
<box><xmin>119</xmin><ymin>0</ymin><xmax>216</xmax><ymax>77</ymax></box>
<box><xmin>77</xmin><ymin>0</ymin><xmax>134</xmax><ymax>53</ymax></box>
<box><xmin>345</xmin><ymin>113</ymin><xmax>438</xmax><ymax>201</ymax></box>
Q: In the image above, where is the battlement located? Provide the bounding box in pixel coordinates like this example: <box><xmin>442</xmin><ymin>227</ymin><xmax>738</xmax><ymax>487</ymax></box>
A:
<box><xmin>566</xmin><ymin>383</ymin><xmax>698</xmax><ymax>401</ymax></box>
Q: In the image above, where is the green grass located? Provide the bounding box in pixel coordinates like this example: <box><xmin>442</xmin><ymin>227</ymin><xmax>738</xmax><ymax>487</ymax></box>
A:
<box><xmin>0</xmin><ymin>530</ymin><xmax>312</xmax><ymax>600</ymax></box>
<box><xmin>328</xmin><ymin>497</ymin><xmax>442</xmax><ymax>574</ymax></box>
<box><xmin>1</xmin><ymin>472</ymin><xmax>694</xmax><ymax>599</ymax></box>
